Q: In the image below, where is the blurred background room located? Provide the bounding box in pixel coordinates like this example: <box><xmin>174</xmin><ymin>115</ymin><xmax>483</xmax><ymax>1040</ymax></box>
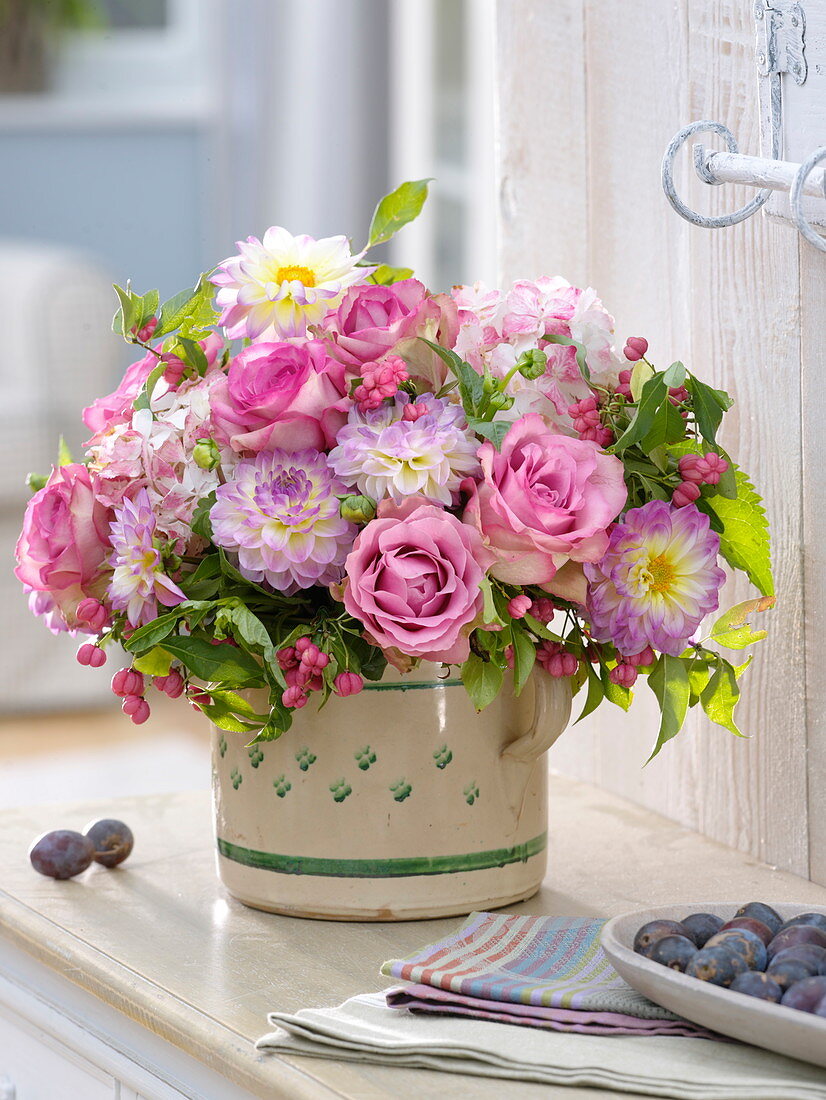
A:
<box><xmin>0</xmin><ymin>0</ymin><xmax>496</xmax><ymax>805</ymax></box>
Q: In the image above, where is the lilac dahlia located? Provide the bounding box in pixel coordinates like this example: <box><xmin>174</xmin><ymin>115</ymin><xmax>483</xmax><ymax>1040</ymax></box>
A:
<box><xmin>210</xmin><ymin>449</ymin><xmax>356</xmax><ymax>594</ymax></box>
<box><xmin>107</xmin><ymin>489</ymin><xmax>187</xmax><ymax>627</ymax></box>
<box><xmin>328</xmin><ymin>393</ymin><xmax>480</xmax><ymax>505</ymax></box>
<box><xmin>583</xmin><ymin>500</ymin><xmax>726</xmax><ymax>657</ymax></box>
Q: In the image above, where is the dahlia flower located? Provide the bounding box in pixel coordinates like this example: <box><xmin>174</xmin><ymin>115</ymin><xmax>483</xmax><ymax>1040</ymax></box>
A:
<box><xmin>107</xmin><ymin>489</ymin><xmax>187</xmax><ymax>627</ymax></box>
<box><xmin>584</xmin><ymin>500</ymin><xmax>726</xmax><ymax>657</ymax></box>
<box><xmin>328</xmin><ymin>393</ymin><xmax>480</xmax><ymax>505</ymax></box>
<box><xmin>210</xmin><ymin>449</ymin><xmax>356</xmax><ymax>594</ymax></box>
<box><xmin>211</xmin><ymin>228</ymin><xmax>368</xmax><ymax>340</ymax></box>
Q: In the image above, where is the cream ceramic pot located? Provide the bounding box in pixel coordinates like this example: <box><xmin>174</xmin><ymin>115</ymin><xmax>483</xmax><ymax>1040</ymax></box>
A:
<box><xmin>212</xmin><ymin>664</ymin><xmax>571</xmax><ymax>920</ymax></box>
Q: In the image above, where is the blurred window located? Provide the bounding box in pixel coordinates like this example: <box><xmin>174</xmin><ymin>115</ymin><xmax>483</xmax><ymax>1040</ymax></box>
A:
<box><xmin>389</xmin><ymin>0</ymin><xmax>496</xmax><ymax>291</ymax></box>
<box><xmin>92</xmin><ymin>0</ymin><xmax>169</xmax><ymax>28</ymax></box>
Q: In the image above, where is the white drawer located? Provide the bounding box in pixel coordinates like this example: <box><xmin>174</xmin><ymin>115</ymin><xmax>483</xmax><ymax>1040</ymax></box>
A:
<box><xmin>0</xmin><ymin>1011</ymin><xmax>114</xmax><ymax>1100</ymax></box>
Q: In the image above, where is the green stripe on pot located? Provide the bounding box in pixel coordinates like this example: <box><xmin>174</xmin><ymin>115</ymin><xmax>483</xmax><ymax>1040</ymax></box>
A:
<box><xmin>217</xmin><ymin>832</ymin><xmax>546</xmax><ymax>878</ymax></box>
<box><xmin>361</xmin><ymin>678</ymin><xmax>464</xmax><ymax>691</ymax></box>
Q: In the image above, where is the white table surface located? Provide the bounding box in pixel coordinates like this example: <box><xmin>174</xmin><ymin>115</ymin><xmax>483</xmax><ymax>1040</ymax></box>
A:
<box><xmin>2</xmin><ymin>772</ymin><xmax>826</xmax><ymax>1099</ymax></box>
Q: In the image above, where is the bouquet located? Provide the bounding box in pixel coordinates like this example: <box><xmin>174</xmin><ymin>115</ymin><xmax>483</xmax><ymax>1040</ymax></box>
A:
<box><xmin>15</xmin><ymin>181</ymin><xmax>774</xmax><ymax>759</ymax></box>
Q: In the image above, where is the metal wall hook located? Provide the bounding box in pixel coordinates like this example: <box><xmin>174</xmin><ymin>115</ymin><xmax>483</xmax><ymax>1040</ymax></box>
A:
<box><xmin>662</xmin><ymin>121</ymin><xmax>772</xmax><ymax>229</ymax></box>
<box><xmin>791</xmin><ymin>148</ymin><xmax>826</xmax><ymax>252</ymax></box>
<box><xmin>661</xmin><ymin>0</ymin><xmax>826</xmax><ymax>251</ymax></box>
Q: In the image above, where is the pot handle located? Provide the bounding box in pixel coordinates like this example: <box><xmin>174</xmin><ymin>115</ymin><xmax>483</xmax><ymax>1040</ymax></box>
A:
<box><xmin>501</xmin><ymin>670</ymin><xmax>572</xmax><ymax>764</ymax></box>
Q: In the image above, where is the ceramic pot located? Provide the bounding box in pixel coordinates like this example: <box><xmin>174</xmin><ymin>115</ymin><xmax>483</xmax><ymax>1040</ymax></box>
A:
<box><xmin>212</xmin><ymin>664</ymin><xmax>571</xmax><ymax>920</ymax></box>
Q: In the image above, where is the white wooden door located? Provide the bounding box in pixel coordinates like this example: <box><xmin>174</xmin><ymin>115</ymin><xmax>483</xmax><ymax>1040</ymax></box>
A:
<box><xmin>496</xmin><ymin>0</ymin><xmax>826</xmax><ymax>883</ymax></box>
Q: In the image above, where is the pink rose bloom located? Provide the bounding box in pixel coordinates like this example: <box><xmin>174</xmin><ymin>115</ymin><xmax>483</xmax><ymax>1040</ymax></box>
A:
<box><xmin>343</xmin><ymin>497</ymin><xmax>494</xmax><ymax>665</ymax></box>
<box><xmin>462</xmin><ymin>414</ymin><xmax>627</xmax><ymax>586</ymax></box>
<box><xmin>325</xmin><ymin>279</ymin><xmax>457</xmax><ymax>374</ymax></box>
<box><xmin>82</xmin><ymin>334</ymin><xmax>223</xmax><ymax>434</ymax></box>
<box><xmin>15</xmin><ymin>463</ymin><xmax>113</xmax><ymax>629</ymax></box>
<box><xmin>210</xmin><ymin>339</ymin><xmax>348</xmax><ymax>454</ymax></box>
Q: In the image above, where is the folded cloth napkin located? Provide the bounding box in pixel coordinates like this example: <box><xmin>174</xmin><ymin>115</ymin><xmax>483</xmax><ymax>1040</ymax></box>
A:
<box><xmin>381</xmin><ymin>912</ymin><xmax>710</xmax><ymax>1036</ymax></box>
<box><xmin>257</xmin><ymin>990</ymin><xmax>826</xmax><ymax>1099</ymax></box>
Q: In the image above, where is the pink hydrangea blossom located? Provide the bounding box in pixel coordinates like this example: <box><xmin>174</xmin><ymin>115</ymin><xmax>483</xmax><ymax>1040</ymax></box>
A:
<box><xmin>210</xmin><ymin>449</ymin><xmax>356</xmax><ymax>594</ymax></box>
<box><xmin>584</xmin><ymin>500</ymin><xmax>726</xmax><ymax>656</ymax></box>
<box><xmin>342</xmin><ymin>497</ymin><xmax>494</xmax><ymax>665</ymax></box>
<box><xmin>462</xmin><ymin>414</ymin><xmax>627</xmax><ymax>585</ymax></box>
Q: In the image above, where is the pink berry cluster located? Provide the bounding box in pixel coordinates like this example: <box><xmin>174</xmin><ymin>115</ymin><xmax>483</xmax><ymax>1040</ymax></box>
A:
<box><xmin>608</xmin><ymin>646</ymin><xmax>655</xmax><ymax>688</ymax></box>
<box><xmin>536</xmin><ymin>640</ymin><xmax>579</xmax><ymax>678</ymax></box>
<box><xmin>529</xmin><ymin>597</ymin><xmax>557</xmax><ymax>624</ymax></box>
<box><xmin>673</xmin><ymin>452</ymin><xmax>729</xmax><ymax>508</ymax></box>
<box><xmin>75</xmin><ymin>599</ymin><xmax>112</xmax><ymax>667</ymax></box>
<box><xmin>108</xmin><ymin>665</ymin><xmax>186</xmax><ymax>725</ymax></box>
<box><xmin>567</xmin><ymin>396</ymin><xmax>613</xmax><ymax>448</ymax></box>
<box><xmin>277</xmin><ymin>637</ymin><xmax>364</xmax><ymax>709</ymax></box>
<box><xmin>353</xmin><ymin>356</ymin><xmax>409</xmax><ymax>413</ymax></box>
<box><xmin>623</xmin><ymin>336</ymin><xmax>648</xmax><ymax>362</ymax></box>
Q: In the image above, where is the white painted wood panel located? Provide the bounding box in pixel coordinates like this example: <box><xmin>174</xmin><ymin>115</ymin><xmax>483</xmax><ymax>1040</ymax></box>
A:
<box><xmin>497</xmin><ymin>0</ymin><xmax>822</xmax><ymax>880</ymax></box>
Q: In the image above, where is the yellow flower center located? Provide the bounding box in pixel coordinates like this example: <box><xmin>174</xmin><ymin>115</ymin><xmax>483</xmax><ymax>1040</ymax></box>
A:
<box><xmin>275</xmin><ymin>264</ymin><xmax>316</xmax><ymax>287</ymax></box>
<box><xmin>646</xmin><ymin>553</ymin><xmax>676</xmax><ymax>595</ymax></box>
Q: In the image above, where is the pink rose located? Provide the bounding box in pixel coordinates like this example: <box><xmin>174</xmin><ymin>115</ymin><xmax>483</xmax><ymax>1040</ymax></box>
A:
<box><xmin>343</xmin><ymin>497</ymin><xmax>493</xmax><ymax>664</ymax></box>
<box><xmin>210</xmin><ymin>339</ymin><xmax>348</xmax><ymax>454</ymax></box>
<box><xmin>325</xmin><ymin>280</ymin><xmax>457</xmax><ymax>378</ymax></box>
<box><xmin>15</xmin><ymin>463</ymin><xmax>113</xmax><ymax>629</ymax></box>
<box><xmin>462</xmin><ymin>414</ymin><xmax>627</xmax><ymax>586</ymax></box>
<box><xmin>82</xmin><ymin>334</ymin><xmax>224</xmax><ymax>434</ymax></box>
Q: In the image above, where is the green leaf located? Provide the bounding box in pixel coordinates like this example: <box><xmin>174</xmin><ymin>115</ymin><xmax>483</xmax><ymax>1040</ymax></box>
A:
<box><xmin>159</xmin><ymin>635</ymin><xmax>265</xmax><ymax>688</ymax></box>
<box><xmin>711</xmin><ymin>464</ymin><xmax>774</xmax><ymax>596</ymax></box>
<box><xmin>480</xmin><ymin>577</ymin><xmax>505</xmax><ymax>628</ymax></box>
<box><xmin>26</xmin><ymin>471</ymin><xmax>48</xmax><ymax>492</ymax></box>
<box><xmin>688</xmin><ymin>375</ymin><xmax>733</xmax><ymax>445</ymax></box>
<box><xmin>646</xmin><ymin>653</ymin><xmax>690</xmax><ymax>760</ymax></box>
<box><xmin>132</xmin><ymin>646</ymin><xmax>173</xmax><ymax>676</ymax></box>
<box><xmin>132</xmin><ymin>358</ymin><xmax>167</xmax><ymax>412</ymax></box>
<box><xmin>218</xmin><ymin>604</ymin><xmax>275</xmax><ymax>661</ymax></box>
<box><xmin>639</xmin><ymin>400</ymin><xmax>688</xmax><ymax>452</ymax></box>
<box><xmin>611</xmin><ymin>374</ymin><xmax>668</xmax><ymax>454</ymax></box>
<box><xmin>420</xmin><ymin>339</ymin><xmax>484</xmax><ymax>417</ymax></box>
<box><xmin>173</xmin><ymin>336</ymin><xmax>208</xmax><ymax>376</ymax></box>
<box><xmin>112</xmin><ymin>283</ymin><xmax>138</xmax><ymax>337</ymax></box>
<box><xmin>469</xmin><ymin>417</ymin><xmax>512</xmax><ymax>450</ymax></box>
<box><xmin>57</xmin><ymin>435</ymin><xmax>73</xmax><ymax>466</ymax></box>
<box><xmin>198</xmin><ymin>704</ymin><xmax>260</xmax><ymax>734</ymax></box>
<box><xmin>178</xmin><ymin>554</ymin><xmax>221</xmax><ymax>600</ymax></box>
<box><xmin>191</xmin><ymin>492</ymin><xmax>216</xmax><ymax>541</ymax></box>
<box><xmin>461</xmin><ymin>652</ymin><xmax>504</xmax><ymax>711</ymax></box>
<box><xmin>218</xmin><ymin>549</ymin><xmax>278</xmax><ymax>598</ymax></box>
<box><xmin>154</xmin><ymin>275</ymin><xmax>217</xmax><ymax>339</ymax></box>
<box><xmin>574</xmin><ymin>660</ymin><xmax>605</xmax><ymax>724</ymax></box>
<box><xmin>710</xmin><ymin>596</ymin><xmax>775</xmax><ymax>649</ymax></box>
<box><xmin>123</xmin><ymin>609</ymin><xmax>185</xmax><ymax>653</ymax></box>
<box><xmin>663</xmin><ymin>361</ymin><xmax>686</xmax><ymax>389</ymax></box>
<box><xmin>367</xmin><ymin>179</ymin><xmax>431</xmax><ymax>248</ymax></box>
<box><xmin>687</xmin><ymin>656</ymin><xmax>714</xmax><ymax>703</ymax></box>
<box><xmin>509</xmin><ymin>624</ymin><xmax>536</xmax><ymax>696</ymax></box>
<box><xmin>630</xmin><ymin>361</ymin><xmax>654</xmax><ymax>402</ymax></box>
<box><xmin>600</xmin><ymin>666</ymin><xmax>632</xmax><ymax>710</ymax></box>
<box><xmin>208</xmin><ymin>688</ymin><xmax>264</xmax><ymax>720</ymax></box>
<box><xmin>367</xmin><ymin>263</ymin><xmax>414</xmax><ymax>285</ymax></box>
<box><xmin>700</xmin><ymin>658</ymin><xmax>744</xmax><ymax>737</ymax></box>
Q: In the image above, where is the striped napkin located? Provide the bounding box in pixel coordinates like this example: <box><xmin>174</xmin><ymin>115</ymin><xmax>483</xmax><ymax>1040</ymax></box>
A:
<box><xmin>380</xmin><ymin>911</ymin><xmax>717</xmax><ymax>1036</ymax></box>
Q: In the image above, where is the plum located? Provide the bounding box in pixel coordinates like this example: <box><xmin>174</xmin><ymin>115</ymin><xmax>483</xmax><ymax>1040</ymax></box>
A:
<box><xmin>705</xmin><ymin>929</ymin><xmax>767</xmax><ymax>971</ymax></box>
<box><xmin>719</xmin><ymin>917</ymin><xmax>773</xmax><ymax>947</ymax></box>
<box><xmin>650</xmin><ymin>935</ymin><xmax>697</xmax><ymax>972</ymax></box>
<box><xmin>686</xmin><ymin>945</ymin><xmax>749</xmax><ymax>987</ymax></box>
<box><xmin>780</xmin><ymin>975</ymin><xmax>826</xmax><ymax>1013</ymax></box>
<box><xmin>733</xmin><ymin>902</ymin><xmax>782</xmax><ymax>936</ymax></box>
<box><xmin>766</xmin><ymin>957</ymin><xmax>818</xmax><ymax>992</ymax></box>
<box><xmin>29</xmin><ymin>830</ymin><xmax>94</xmax><ymax>880</ymax></box>
<box><xmin>777</xmin><ymin>912</ymin><xmax>826</xmax><ymax>936</ymax></box>
<box><xmin>767</xmin><ymin>924</ymin><xmax>826</xmax><ymax>961</ymax></box>
<box><xmin>729</xmin><ymin>971</ymin><xmax>783</xmax><ymax>1002</ymax></box>
<box><xmin>770</xmin><ymin>944</ymin><xmax>826</xmax><ymax>975</ymax></box>
<box><xmin>633</xmin><ymin>919</ymin><xmax>688</xmax><ymax>957</ymax></box>
<box><xmin>680</xmin><ymin>912</ymin><xmax>724</xmax><ymax>948</ymax></box>
<box><xmin>84</xmin><ymin>818</ymin><xmax>133</xmax><ymax>868</ymax></box>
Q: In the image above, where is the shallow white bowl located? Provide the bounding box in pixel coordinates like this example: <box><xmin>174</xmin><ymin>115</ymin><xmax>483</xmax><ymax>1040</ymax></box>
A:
<box><xmin>601</xmin><ymin>902</ymin><xmax>826</xmax><ymax>1069</ymax></box>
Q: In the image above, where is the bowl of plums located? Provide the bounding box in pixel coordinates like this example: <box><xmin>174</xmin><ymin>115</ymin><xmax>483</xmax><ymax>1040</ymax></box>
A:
<box><xmin>601</xmin><ymin>902</ymin><xmax>826</xmax><ymax>1068</ymax></box>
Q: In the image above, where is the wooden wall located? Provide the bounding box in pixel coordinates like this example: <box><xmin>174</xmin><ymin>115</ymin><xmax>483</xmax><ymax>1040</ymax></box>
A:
<box><xmin>497</xmin><ymin>0</ymin><xmax>826</xmax><ymax>882</ymax></box>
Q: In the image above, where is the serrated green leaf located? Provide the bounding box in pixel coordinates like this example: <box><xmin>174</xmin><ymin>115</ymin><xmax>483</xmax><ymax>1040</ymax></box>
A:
<box><xmin>367</xmin><ymin>179</ymin><xmax>431</xmax><ymax>248</ymax></box>
<box><xmin>646</xmin><ymin>653</ymin><xmax>690</xmax><ymax>761</ymax></box>
<box><xmin>461</xmin><ymin>652</ymin><xmax>504</xmax><ymax>711</ymax></box>
<box><xmin>710</xmin><ymin>596</ymin><xmax>775</xmax><ymax>648</ymax></box>
<box><xmin>711</xmin><ymin>464</ymin><xmax>773</xmax><ymax>596</ymax></box>
<box><xmin>700</xmin><ymin>659</ymin><xmax>744</xmax><ymax>737</ymax></box>
<box><xmin>154</xmin><ymin>275</ymin><xmax>217</xmax><ymax>339</ymax></box>
<box><xmin>367</xmin><ymin>263</ymin><xmax>414</xmax><ymax>285</ymax></box>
